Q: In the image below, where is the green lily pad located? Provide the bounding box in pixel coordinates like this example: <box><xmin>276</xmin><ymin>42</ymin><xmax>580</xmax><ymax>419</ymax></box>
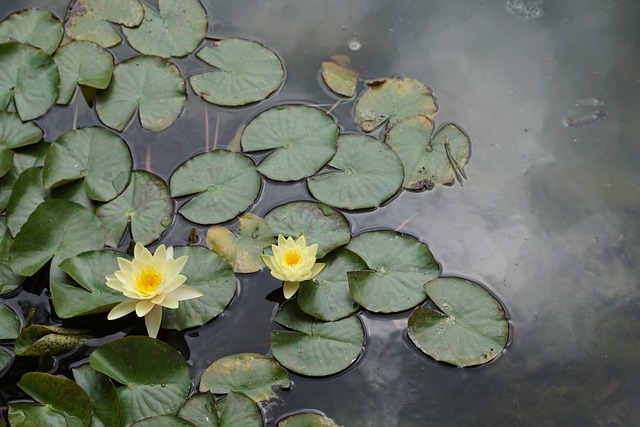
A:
<box><xmin>297</xmin><ymin>248</ymin><xmax>365</xmax><ymax>321</ymax></box>
<box><xmin>9</xmin><ymin>372</ymin><xmax>92</xmax><ymax>427</ymax></box>
<box><xmin>218</xmin><ymin>392</ymin><xmax>263</xmax><ymax>427</ymax></box>
<box><xmin>50</xmin><ymin>250</ymin><xmax>127</xmax><ymax>319</ymax></box>
<box><xmin>6</xmin><ymin>167</ymin><xmax>45</xmax><ymax>237</ymax></box>
<box><xmin>43</xmin><ymin>127</ymin><xmax>131</xmax><ymax>202</ymax></box>
<box><xmin>0</xmin><ymin>348</ymin><xmax>11</xmax><ymax>372</ymax></box>
<box><xmin>10</xmin><ymin>199</ymin><xmax>105</xmax><ymax>276</ymax></box>
<box><xmin>191</xmin><ymin>38</ymin><xmax>284</xmax><ymax>106</ymax></box>
<box><xmin>278</xmin><ymin>412</ymin><xmax>341</xmax><ymax>427</ymax></box>
<box><xmin>66</xmin><ymin>0</ymin><xmax>144</xmax><ymax>48</ymax></box>
<box><xmin>0</xmin><ymin>216</ymin><xmax>25</xmax><ymax>294</ymax></box>
<box><xmin>50</xmin><ymin>179</ymin><xmax>93</xmax><ymax>209</ymax></box>
<box><xmin>271</xmin><ymin>300</ymin><xmax>364</xmax><ymax>377</ymax></box>
<box><xmin>89</xmin><ymin>336</ymin><xmax>191</xmax><ymax>426</ymax></box>
<box><xmin>355</xmin><ymin>78</ymin><xmax>437</xmax><ymax>132</ymax></box>
<box><xmin>53</xmin><ymin>41</ymin><xmax>114</xmax><ymax>105</ymax></box>
<box><xmin>408</xmin><ymin>277</ymin><xmax>509</xmax><ymax>367</ymax></box>
<box><xmin>241</xmin><ymin>105</ymin><xmax>339</xmax><ymax>181</ymax></box>
<box><xmin>206</xmin><ymin>213</ymin><xmax>273</xmax><ymax>273</ymax></box>
<box><xmin>0</xmin><ymin>9</ymin><xmax>63</xmax><ymax>54</ymax></box>
<box><xmin>170</xmin><ymin>150</ymin><xmax>260</xmax><ymax>225</ymax></box>
<box><xmin>321</xmin><ymin>55</ymin><xmax>358</xmax><ymax>98</ymax></box>
<box><xmin>386</xmin><ymin>117</ymin><xmax>470</xmax><ymax>190</ymax></box>
<box><xmin>96</xmin><ymin>170</ymin><xmax>173</xmax><ymax>247</ymax></box>
<box><xmin>161</xmin><ymin>246</ymin><xmax>237</xmax><ymax>330</ymax></box>
<box><xmin>345</xmin><ymin>230</ymin><xmax>439</xmax><ymax>313</ymax></box>
<box><xmin>124</xmin><ymin>0</ymin><xmax>207</xmax><ymax>58</ymax></box>
<box><xmin>0</xmin><ymin>303</ymin><xmax>20</xmax><ymax>339</ymax></box>
<box><xmin>14</xmin><ymin>325</ymin><xmax>92</xmax><ymax>356</ymax></box>
<box><xmin>86</xmin><ymin>0</ymin><xmax>144</xmax><ymax>26</ymax></box>
<box><xmin>72</xmin><ymin>364</ymin><xmax>121</xmax><ymax>427</ymax></box>
<box><xmin>132</xmin><ymin>416</ymin><xmax>197</xmax><ymax>427</ymax></box>
<box><xmin>199</xmin><ymin>353</ymin><xmax>290</xmax><ymax>402</ymax></box>
<box><xmin>0</xmin><ymin>42</ymin><xmax>59</xmax><ymax>121</ymax></box>
<box><xmin>66</xmin><ymin>9</ymin><xmax>121</xmax><ymax>48</ymax></box>
<box><xmin>264</xmin><ymin>201</ymin><xmax>350</xmax><ymax>258</ymax></box>
<box><xmin>0</xmin><ymin>141</ymin><xmax>48</xmax><ymax>212</ymax></box>
<box><xmin>96</xmin><ymin>55</ymin><xmax>186</xmax><ymax>132</ymax></box>
<box><xmin>178</xmin><ymin>393</ymin><xmax>218</xmax><ymax>427</ymax></box>
<box><xmin>307</xmin><ymin>134</ymin><xmax>404</xmax><ymax>210</ymax></box>
<box><xmin>0</xmin><ymin>111</ymin><xmax>43</xmax><ymax>177</ymax></box>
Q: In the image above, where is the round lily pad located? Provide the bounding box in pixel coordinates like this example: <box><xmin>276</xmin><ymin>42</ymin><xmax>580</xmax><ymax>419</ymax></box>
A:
<box><xmin>89</xmin><ymin>336</ymin><xmax>191</xmax><ymax>426</ymax></box>
<box><xmin>6</xmin><ymin>167</ymin><xmax>45</xmax><ymax>237</ymax></box>
<box><xmin>0</xmin><ymin>42</ymin><xmax>59</xmax><ymax>121</ymax></box>
<box><xmin>0</xmin><ymin>111</ymin><xmax>43</xmax><ymax>178</ymax></box>
<box><xmin>321</xmin><ymin>55</ymin><xmax>358</xmax><ymax>98</ymax></box>
<box><xmin>123</xmin><ymin>0</ymin><xmax>207</xmax><ymax>58</ymax></box>
<box><xmin>355</xmin><ymin>78</ymin><xmax>437</xmax><ymax>132</ymax></box>
<box><xmin>191</xmin><ymin>38</ymin><xmax>284</xmax><ymax>106</ymax></box>
<box><xmin>96</xmin><ymin>170</ymin><xmax>173</xmax><ymax>247</ymax></box>
<box><xmin>66</xmin><ymin>0</ymin><xmax>144</xmax><ymax>48</ymax></box>
<box><xmin>73</xmin><ymin>364</ymin><xmax>121</xmax><ymax>427</ymax></box>
<box><xmin>264</xmin><ymin>201</ymin><xmax>350</xmax><ymax>258</ymax></box>
<box><xmin>386</xmin><ymin>116</ymin><xmax>470</xmax><ymax>190</ymax></box>
<box><xmin>241</xmin><ymin>105</ymin><xmax>339</xmax><ymax>181</ymax></box>
<box><xmin>53</xmin><ymin>40</ymin><xmax>114</xmax><ymax>105</ymax></box>
<box><xmin>0</xmin><ymin>303</ymin><xmax>20</xmax><ymax>339</ymax></box>
<box><xmin>86</xmin><ymin>0</ymin><xmax>145</xmax><ymax>26</ymax></box>
<box><xmin>345</xmin><ymin>230</ymin><xmax>439</xmax><ymax>313</ymax></box>
<box><xmin>297</xmin><ymin>248</ymin><xmax>365</xmax><ymax>321</ymax></box>
<box><xmin>0</xmin><ymin>8</ymin><xmax>63</xmax><ymax>54</ymax></box>
<box><xmin>170</xmin><ymin>150</ymin><xmax>261</xmax><ymax>225</ymax></box>
<box><xmin>199</xmin><ymin>353</ymin><xmax>290</xmax><ymax>402</ymax></box>
<box><xmin>307</xmin><ymin>134</ymin><xmax>404</xmax><ymax>210</ymax></box>
<box><xmin>271</xmin><ymin>300</ymin><xmax>364</xmax><ymax>376</ymax></box>
<box><xmin>96</xmin><ymin>55</ymin><xmax>186</xmax><ymax>132</ymax></box>
<box><xmin>44</xmin><ymin>127</ymin><xmax>132</xmax><ymax>202</ymax></box>
<box><xmin>206</xmin><ymin>213</ymin><xmax>273</xmax><ymax>273</ymax></box>
<box><xmin>408</xmin><ymin>277</ymin><xmax>509</xmax><ymax>367</ymax></box>
<box><xmin>161</xmin><ymin>246</ymin><xmax>237</xmax><ymax>330</ymax></box>
<box><xmin>278</xmin><ymin>412</ymin><xmax>342</xmax><ymax>427</ymax></box>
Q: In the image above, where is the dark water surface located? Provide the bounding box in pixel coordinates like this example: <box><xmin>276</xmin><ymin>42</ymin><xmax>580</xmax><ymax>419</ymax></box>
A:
<box><xmin>1</xmin><ymin>0</ymin><xmax>639</xmax><ymax>425</ymax></box>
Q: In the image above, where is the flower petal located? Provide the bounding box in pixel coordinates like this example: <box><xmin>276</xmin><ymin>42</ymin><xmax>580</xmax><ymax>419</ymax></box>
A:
<box><xmin>105</xmin><ymin>274</ymin><xmax>124</xmax><ymax>291</ymax></box>
<box><xmin>135</xmin><ymin>299</ymin><xmax>155</xmax><ymax>317</ymax></box>
<box><xmin>296</xmin><ymin>234</ymin><xmax>307</xmax><ymax>248</ymax></box>
<box><xmin>261</xmin><ymin>254</ymin><xmax>276</xmax><ymax>271</ymax></box>
<box><xmin>283</xmin><ymin>281</ymin><xmax>300</xmax><ymax>299</ymax></box>
<box><xmin>117</xmin><ymin>257</ymin><xmax>132</xmax><ymax>271</ymax></box>
<box><xmin>169</xmin><ymin>285</ymin><xmax>204</xmax><ymax>301</ymax></box>
<box><xmin>144</xmin><ymin>305</ymin><xmax>162</xmax><ymax>338</ymax></box>
<box><xmin>310</xmin><ymin>262</ymin><xmax>326</xmax><ymax>278</ymax></box>
<box><xmin>160</xmin><ymin>293</ymin><xmax>179</xmax><ymax>309</ymax></box>
<box><xmin>107</xmin><ymin>299</ymin><xmax>138</xmax><ymax>320</ymax></box>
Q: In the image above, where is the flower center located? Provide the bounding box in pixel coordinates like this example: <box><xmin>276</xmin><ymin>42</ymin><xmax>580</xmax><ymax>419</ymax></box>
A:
<box><xmin>283</xmin><ymin>250</ymin><xmax>302</xmax><ymax>267</ymax></box>
<box><xmin>135</xmin><ymin>268</ymin><xmax>162</xmax><ymax>296</ymax></box>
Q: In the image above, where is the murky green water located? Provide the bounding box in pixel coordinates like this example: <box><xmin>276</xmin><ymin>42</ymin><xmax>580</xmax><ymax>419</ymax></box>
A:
<box><xmin>2</xmin><ymin>0</ymin><xmax>639</xmax><ymax>425</ymax></box>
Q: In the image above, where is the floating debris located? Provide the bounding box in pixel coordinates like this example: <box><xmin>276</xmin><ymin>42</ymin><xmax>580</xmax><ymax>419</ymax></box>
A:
<box><xmin>576</xmin><ymin>97</ymin><xmax>604</xmax><ymax>107</ymax></box>
<box><xmin>562</xmin><ymin>109</ymin><xmax>608</xmax><ymax>127</ymax></box>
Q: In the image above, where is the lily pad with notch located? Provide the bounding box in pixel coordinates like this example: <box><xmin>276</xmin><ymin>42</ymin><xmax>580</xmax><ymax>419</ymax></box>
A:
<box><xmin>0</xmin><ymin>141</ymin><xmax>48</xmax><ymax>212</ymax></box>
<box><xmin>66</xmin><ymin>0</ymin><xmax>144</xmax><ymax>48</ymax></box>
<box><xmin>408</xmin><ymin>277</ymin><xmax>509</xmax><ymax>367</ymax></box>
<box><xmin>241</xmin><ymin>105</ymin><xmax>339</xmax><ymax>182</ymax></box>
<box><xmin>0</xmin><ymin>111</ymin><xmax>43</xmax><ymax>178</ymax></box>
<box><xmin>191</xmin><ymin>38</ymin><xmax>284</xmax><ymax>106</ymax></box>
<box><xmin>0</xmin><ymin>8</ymin><xmax>63</xmax><ymax>54</ymax></box>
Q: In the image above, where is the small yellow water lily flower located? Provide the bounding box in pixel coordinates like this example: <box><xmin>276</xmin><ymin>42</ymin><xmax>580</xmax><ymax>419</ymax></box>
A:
<box><xmin>261</xmin><ymin>234</ymin><xmax>326</xmax><ymax>299</ymax></box>
<box><xmin>105</xmin><ymin>242</ymin><xmax>203</xmax><ymax>338</ymax></box>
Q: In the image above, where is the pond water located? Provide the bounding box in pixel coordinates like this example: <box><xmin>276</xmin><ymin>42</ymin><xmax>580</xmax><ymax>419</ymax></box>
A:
<box><xmin>1</xmin><ymin>0</ymin><xmax>639</xmax><ymax>426</ymax></box>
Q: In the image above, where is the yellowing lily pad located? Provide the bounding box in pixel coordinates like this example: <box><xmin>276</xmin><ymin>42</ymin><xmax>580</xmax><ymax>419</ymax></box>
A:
<box><xmin>14</xmin><ymin>325</ymin><xmax>92</xmax><ymax>356</ymax></box>
<box><xmin>206</xmin><ymin>213</ymin><xmax>273</xmax><ymax>273</ymax></box>
<box><xmin>408</xmin><ymin>277</ymin><xmax>509</xmax><ymax>367</ymax></box>
<box><xmin>0</xmin><ymin>9</ymin><xmax>63</xmax><ymax>54</ymax></box>
<box><xmin>321</xmin><ymin>55</ymin><xmax>358</xmax><ymax>97</ymax></box>
<box><xmin>386</xmin><ymin>116</ymin><xmax>470</xmax><ymax>190</ymax></box>
<box><xmin>191</xmin><ymin>38</ymin><xmax>284</xmax><ymax>106</ymax></box>
<box><xmin>355</xmin><ymin>78</ymin><xmax>437</xmax><ymax>132</ymax></box>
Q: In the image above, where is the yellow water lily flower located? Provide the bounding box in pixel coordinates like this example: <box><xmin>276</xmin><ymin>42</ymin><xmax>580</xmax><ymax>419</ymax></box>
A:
<box><xmin>105</xmin><ymin>242</ymin><xmax>203</xmax><ymax>338</ymax></box>
<box><xmin>261</xmin><ymin>234</ymin><xmax>326</xmax><ymax>299</ymax></box>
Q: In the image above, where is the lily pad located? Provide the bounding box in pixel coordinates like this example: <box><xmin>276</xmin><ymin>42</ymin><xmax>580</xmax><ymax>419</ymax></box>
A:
<box><xmin>53</xmin><ymin>41</ymin><xmax>114</xmax><ymax>105</ymax></box>
<box><xmin>297</xmin><ymin>248</ymin><xmax>365</xmax><ymax>321</ymax></box>
<box><xmin>206</xmin><ymin>213</ymin><xmax>273</xmax><ymax>273</ymax></box>
<box><xmin>345</xmin><ymin>230</ymin><xmax>439</xmax><ymax>313</ymax></box>
<box><xmin>0</xmin><ymin>111</ymin><xmax>43</xmax><ymax>177</ymax></box>
<box><xmin>386</xmin><ymin>117</ymin><xmax>470</xmax><ymax>189</ymax></box>
<box><xmin>241</xmin><ymin>105</ymin><xmax>339</xmax><ymax>181</ymax></box>
<box><xmin>96</xmin><ymin>55</ymin><xmax>186</xmax><ymax>132</ymax></box>
<box><xmin>0</xmin><ymin>303</ymin><xmax>20</xmax><ymax>339</ymax></box>
<box><xmin>66</xmin><ymin>0</ymin><xmax>144</xmax><ymax>48</ymax></box>
<box><xmin>9</xmin><ymin>372</ymin><xmax>92</xmax><ymax>427</ymax></box>
<box><xmin>278</xmin><ymin>412</ymin><xmax>342</xmax><ymax>427</ymax></box>
<box><xmin>0</xmin><ymin>9</ymin><xmax>63</xmax><ymax>54</ymax></box>
<box><xmin>96</xmin><ymin>170</ymin><xmax>173</xmax><ymax>247</ymax></box>
<box><xmin>355</xmin><ymin>78</ymin><xmax>437</xmax><ymax>132</ymax></box>
<box><xmin>132</xmin><ymin>415</ymin><xmax>196</xmax><ymax>427</ymax></box>
<box><xmin>0</xmin><ymin>348</ymin><xmax>11</xmax><ymax>372</ymax></box>
<box><xmin>170</xmin><ymin>150</ymin><xmax>260</xmax><ymax>225</ymax></box>
<box><xmin>191</xmin><ymin>38</ymin><xmax>284</xmax><ymax>106</ymax></box>
<box><xmin>124</xmin><ymin>0</ymin><xmax>207</xmax><ymax>58</ymax></box>
<box><xmin>264</xmin><ymin>201</ymin><xmax>350</xmax><ymax>258</ymax></box>
<box><xmin>271</xmin><ymin>300</ymin><xmax>364</xmax><ymax>376</ymax></box>
<box><xmin>199</xmin><ymin>353</ymin><xmax>290</xmax><ymax>402</ymax></box>
<box><xmin>408</xmin><ymin>277</ymin><xmax>509</xmax><ymax>367</ymax></box>
<box><xmin>218</xmin><ymin>392</ymin><xmax>263</xmax><ymax>427</ymax></box>
<box><xmin>85</xmin><ymin>0</ymin><xmax>145</xmax><ymax>26</ymax></box>
<box><xmin>14</xmin><ymin>325</ymin><xmax>92</xmax><ymax>356</ymax></box>
<box><xmin>178</xmin><ymin>393</ymin><xmax>218</xmax><ymax>427</ymax></box>
<box><xmin>321</xmin><ymin>55</ymin><xmax>358</xmax><ymax>98</ymax></box>
<box><xmin>10</xmin><ymin>199</ymin><xmax>105</xmax><ymax>276</ymax></box>
<box><xmin>0</xmin><ymin>42</ymin><xmax>59</xmax><ymax>121</ymax></box>
<box><xmin>0</xmin><ymin>217</ymin><xmax>25</xmax><ymax>294</ymax></box>
<box><xmin>0</xmin><ymin>141</ymin><xmax>48</xmax><ymax>212</ymax></box>
<box><xmin>50</xmin><ymin>250</ymin><xmax>127</xmax><ymax>319</ymax></box>
<box><xmin>73</xmin><ymin>364</ymin><xmax>121</xmax><ymax>427</ymax></box>
<box><xmin>307</xmin><ymin>134</ymin><xmax>403</xmax><ymax>210</ymax></box>
<box><xmin>161</xmin><ymin>246</ymin><xmax>237</xmax><ymax>330</ymax></box>
<box><xmin>6</xmin><ymin>167</ymin><xmax>44</xmax><ymax>237</ymax></box>
<box><xmin>89</xmin><ymin>336</ymin><xmax>191</xmax><ymax>426</ymax></box>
